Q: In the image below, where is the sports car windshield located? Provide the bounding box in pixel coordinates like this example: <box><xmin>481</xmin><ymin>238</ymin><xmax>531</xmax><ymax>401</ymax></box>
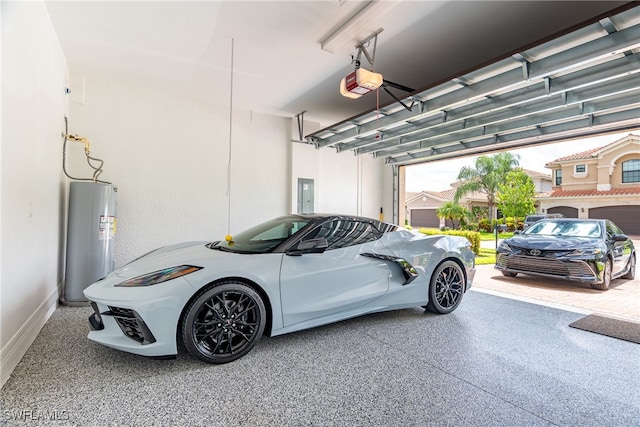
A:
<box><xmin>524</xmin><ymin>220</ymin><xmax>603</xmax><ymax>238</ymax></box>
<box><xmin>211</xmin><ymin>216</ymin><xmax>312</xmax><ymax>254</ymax></box>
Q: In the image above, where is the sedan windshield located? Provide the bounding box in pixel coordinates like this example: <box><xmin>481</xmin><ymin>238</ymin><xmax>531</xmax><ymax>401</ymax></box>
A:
<box><xmin>211</xmin><ymin>216</ymin><xmax>312</xmax><ymax>254</ymax></box>
<box><xmin>525</xmin><ymin>220</ymin><xmax>602</xmax><ymax>238</ymax></box>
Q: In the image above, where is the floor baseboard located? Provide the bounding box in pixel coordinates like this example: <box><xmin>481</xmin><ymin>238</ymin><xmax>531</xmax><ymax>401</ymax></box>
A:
<box><xmin>0</xmin><ymin>285</ymin><xmax>59</xmax><ymax>388</ymax></box>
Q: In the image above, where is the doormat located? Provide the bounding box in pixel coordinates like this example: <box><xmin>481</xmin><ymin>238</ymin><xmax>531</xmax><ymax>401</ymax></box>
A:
<box><xmin>569</xmin><ymin>314</ymin><xmax>640</xmax><ymax>344</ymax></box>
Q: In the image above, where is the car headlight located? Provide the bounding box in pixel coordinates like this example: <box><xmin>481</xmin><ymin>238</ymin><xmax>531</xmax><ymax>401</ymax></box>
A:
<box><xmin>568</xmin><ymin>248</ymin><xmax>602</xmax><ymax>256</ymax></box>
<box><xmin>115</xmin><ymin>265</ymin><xmax>202</xmax><ymax>287</ymax></box>
<box><xmin>498</xmin><ymin>242</ymin><xmax>512</xmax><ymax>252</ymax></box>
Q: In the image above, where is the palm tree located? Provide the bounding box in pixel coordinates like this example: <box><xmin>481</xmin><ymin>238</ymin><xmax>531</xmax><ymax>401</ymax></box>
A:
<box><xmin>453</xmin><ymin>152</ymin><xmax>520</xmax><ymax>224</ymax></box>
<box><xmin>436</xmin><ymin>201</ymin><xmax>468</xmax><ymax>229</ymax></box>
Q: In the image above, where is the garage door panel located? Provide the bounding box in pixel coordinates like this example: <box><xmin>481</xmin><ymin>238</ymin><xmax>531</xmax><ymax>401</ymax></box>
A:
<box><xmin>548</xmin><ymin>206</ymin><xmax>578</xmax><ymax>218</ymax></box>
<box><xmin>410</xmin><ymin>209</ymin><xmax>439</xmax><ymax>228</ymax></box>
<box><xmin>590</xmin><ymin>206</ymin><xmax>640</xmax><ymax>235</ymax></box>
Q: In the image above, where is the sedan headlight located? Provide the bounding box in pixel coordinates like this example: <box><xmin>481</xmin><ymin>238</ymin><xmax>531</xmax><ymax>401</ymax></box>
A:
<box><xmin>498</xmin><ymin>242</ymin><xmax>512</xmax><ymax>252</ymax></box>
<box><xmin>567</xmin><ymin>248</ymin><xmax>602</xmax><ymax>256</ymax></box>
<box><xmin>116</xmin><ymin>265</ymin><xmax>202</xmax><ymax>287</ymax></box>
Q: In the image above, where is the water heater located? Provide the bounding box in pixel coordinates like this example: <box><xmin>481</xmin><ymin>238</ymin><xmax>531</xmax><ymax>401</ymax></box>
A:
<box><xmin>61</xmin><ymin>182</ymin><xmax>117</xmax><ymax>305</ymax></box>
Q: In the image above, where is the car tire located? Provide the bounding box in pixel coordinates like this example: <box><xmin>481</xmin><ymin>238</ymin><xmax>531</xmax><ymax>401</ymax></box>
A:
<box><xmin>621</xmin><ymin>254</ymin><xmax>636</xmax><ymax>280</ymax></box>
<box><xmin>501</xmin><ymin>271</ymin><xmax>518</xmax><ymax>278</ymax></box>
<box><xmin>425</xmin><ymin>260</ymin><xmax>465</xmax><ymax>314</ymax></box>
<box><xmin>590</xmin><ymin>258</ymin><xmax>612</xmax><ymax>291</ymax></box>
<box><xmin>182</xmin><ymin>281</ymin><xmax>266</xmax><ymax>364</ymax></box>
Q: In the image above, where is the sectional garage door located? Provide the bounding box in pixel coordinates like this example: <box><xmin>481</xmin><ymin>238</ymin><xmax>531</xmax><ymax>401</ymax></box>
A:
<box><xmin>548</xmin><ymin>206</ymin><xmax>578</xmax><ymax>218</ymax></box>
<box><xmin>410</xmin><ymin>209</ymin><xmax>439</xmax><ymax>228</ymax></box>
<box><xmin>590</xmin><ymin>206</ymin><xmax>640</xmax><ymax>235</ymax></box>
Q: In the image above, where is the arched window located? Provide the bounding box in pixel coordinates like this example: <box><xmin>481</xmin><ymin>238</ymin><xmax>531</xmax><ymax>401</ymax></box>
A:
<box><xmin>622</xmin><ymin>159</ymin><xmax>640</xmax><ymax>183</ymax></box>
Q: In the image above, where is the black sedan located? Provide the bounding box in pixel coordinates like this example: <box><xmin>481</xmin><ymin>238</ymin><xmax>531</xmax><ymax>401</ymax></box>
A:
<box><xmin>495</xmin><ymin>218</ymin><xmax>636</xmax><ymax>290</ymax></box>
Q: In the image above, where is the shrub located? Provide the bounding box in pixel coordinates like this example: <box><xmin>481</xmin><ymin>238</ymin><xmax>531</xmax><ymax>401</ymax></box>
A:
<box><xmin>419</xmin><ymin>227</ymin><xmax>481</xmax><ymax>255</ymax></box>
<box><xmin>478</xmin><ymin>218</ymin><xmax>491</xmax><ymax>232</ymax></box>
<box><xmin>463</xmin><ymin>223</ymin><xmax>478</xmax><ymax>231</ymax></box>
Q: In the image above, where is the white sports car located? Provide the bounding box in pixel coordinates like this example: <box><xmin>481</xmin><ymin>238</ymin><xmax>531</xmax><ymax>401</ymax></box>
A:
<box><xmin>85</xmin><ymin>214</ymin><xmax>475</xmax><ymax>363</ymax></box>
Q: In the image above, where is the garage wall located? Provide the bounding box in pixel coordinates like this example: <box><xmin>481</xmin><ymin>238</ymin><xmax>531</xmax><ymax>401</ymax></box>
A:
<box><xmin>1</xmin><ymin>1</ymin><xmax>69</xmax><ymax>386</ymax></box>
<box><xmin>290</xmin><ymin>135</ymin><xmax>387</xmax><ymax>220</ymax></box>
<box><xmin>69</xmin><ymin>77</ymin><xmax>391</xmax><ymax>268</ymax></box>
<box><xmin>68</xmin><ymin>74</ymin><xmax>291</xmax><ymax>267</ymax></box>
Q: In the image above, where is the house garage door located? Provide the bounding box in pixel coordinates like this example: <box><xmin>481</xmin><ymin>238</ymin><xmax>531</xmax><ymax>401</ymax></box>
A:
<box><xmin>410</xmin><ymin>209</ymin><xmax>439</xmax><ymax>228</ymax></box>
<box><xmin>590</xmin><ymin>206</ymin><xmax>640</xmax><ymax>235</ymax></box>
<box><xmin>548</xmin><ymin>206</ymin><xmax>578</xmax><ymax>218</ymax></box>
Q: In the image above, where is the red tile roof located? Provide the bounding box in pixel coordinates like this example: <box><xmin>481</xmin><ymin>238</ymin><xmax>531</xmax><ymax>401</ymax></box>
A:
<box><xmin>545</xmin><ymin>134</ymin><xmax>640</xmax><ymax>166</ymax></box>
<box><xmin>440</xmin><ymin>188</ymin><xmax>455</xmax><ymax>201</ymax></box>
<box><xmin>539</xmin><ymin>187</ymin><xmax>640</xmax><ymax>198</ymax></box>
<box><xmin>551</xmin><ymin>146</ymin><xmax>605</xmax><ymax>163</ymax></box>
<box><xmin>519</xmin><ymin>168</ymin><xmax>551</xmax><ymax>179</ymax></box>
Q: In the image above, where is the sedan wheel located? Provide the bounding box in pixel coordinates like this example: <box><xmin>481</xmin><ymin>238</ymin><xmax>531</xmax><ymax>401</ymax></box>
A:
<box><xmin>621</xmin><ymin>254</ymin><xmax>636</xmax><ymax>280</ymax></box>
<box><xmin>182</xmin><ymin>282</ymin><xmax>266</xmax><ymax>364</ymax></box>
<box><xmin>501</xmin><ymin>271</ymin><xmax>518</xmax><ymax>278</ymax></box>
<box><xmin>426</xmin><ymin>260</ymin><xmax>465</xmax><ymax>314</ymax></box>
<box><xmin>591</xmin><ymin>259</ymin><xmax>612</xmax><ymax>291</ymax></box>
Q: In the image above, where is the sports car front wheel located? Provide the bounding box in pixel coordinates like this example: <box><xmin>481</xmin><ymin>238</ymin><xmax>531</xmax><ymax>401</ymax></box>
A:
<box><xmin>182</xmin><ymin>282</ymin><xmax>266</xmax><ymax>364</ymax></box>
<box><xmin>425</xmin><ymin>260</ymin><xmax>465</xmax><ymax>314</ymax></box>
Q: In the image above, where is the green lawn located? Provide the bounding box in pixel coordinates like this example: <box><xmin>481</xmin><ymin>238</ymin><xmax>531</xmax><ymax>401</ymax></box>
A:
<box><xmin>475</xmin><ymin>232</ymin><xmax>508</xmax><ymax>264</ymax></box>
<box><xmin>476</xmin><ymin>247</ymin><xmax>496</xmax><ymax>265</ymax></box>
<box><xmin>479</xmin><ymin>231</ymin><xmax>513</xmax><ymax>240</ymax></box>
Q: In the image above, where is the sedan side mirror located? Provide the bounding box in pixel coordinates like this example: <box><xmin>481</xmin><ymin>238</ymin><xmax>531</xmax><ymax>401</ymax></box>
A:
<box><xmin>287</xmin><ymin>238</ymin><xmax>328</xmax><ymax>256</ymax></box>
<box><xmin>612</xmin><ymin>234</ymin><xmax>628</xmax><ymax>242</ymax></box>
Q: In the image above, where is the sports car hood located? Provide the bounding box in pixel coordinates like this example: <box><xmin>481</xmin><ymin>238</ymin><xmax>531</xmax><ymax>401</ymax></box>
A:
<box><xmin>504</xmin><ymin>235</ymin><xmax>600</xmax><ymax>250</ymax></box>
<box><xmin>114</xmin><ymin>241</ymin><xmax>224</xmax><ymax>279</ymax></box>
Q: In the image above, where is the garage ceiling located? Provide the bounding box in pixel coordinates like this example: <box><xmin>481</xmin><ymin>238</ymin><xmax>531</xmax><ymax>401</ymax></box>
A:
<box><xmin>42</xmin><ymin>0</ymin><xmax>640</xmax><ymax>164</ymax></box>
<box><xmin>43</xmin><ymin>0</ymin><xmax>630</xmax><ymax>126</ymax></box>
<box><xmin>308</xmin><ymin>4</ymin><xmax>640</xmax><ymax>165</ymax></box>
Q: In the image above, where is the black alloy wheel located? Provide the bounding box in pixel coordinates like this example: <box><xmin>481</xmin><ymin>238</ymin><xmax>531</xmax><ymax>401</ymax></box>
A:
<box><xmin>182</xmin><ymin>282</ymin><xmax>266</xmax><ymax>364</ymax></box>
<box><xmin>425</xmin><ymin>260</ymin><xmax>465</xmax><ymax>314</ymax></box>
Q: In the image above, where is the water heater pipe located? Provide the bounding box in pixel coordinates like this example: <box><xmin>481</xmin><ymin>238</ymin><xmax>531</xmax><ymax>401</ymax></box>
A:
<box><xmin>62</xmin><ymin>116</ymin><xmax>110</xmax><ymax>184</ymax></box>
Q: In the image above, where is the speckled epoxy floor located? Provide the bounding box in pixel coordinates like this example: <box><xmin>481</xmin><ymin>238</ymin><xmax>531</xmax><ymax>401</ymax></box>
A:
<box><xmin>1</xmin><ymin>291</ymin><xmax>639</xmax><ymax>426</ymax></box>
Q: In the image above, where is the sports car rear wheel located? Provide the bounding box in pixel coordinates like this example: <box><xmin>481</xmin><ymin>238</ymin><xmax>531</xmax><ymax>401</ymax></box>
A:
<box><xmin>182</xmin><ymin>282</ymin><xmax>266</xmax><ymax>364</ymax></box>
<box><xmin>425</xmin><ymin>260</ymin><xmax>465</xmax><ymax>314</ymax></box>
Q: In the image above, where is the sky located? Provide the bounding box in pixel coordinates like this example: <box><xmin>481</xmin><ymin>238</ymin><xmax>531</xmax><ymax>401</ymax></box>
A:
<box><xmin>404</xmin><ymin>131</ymin><xmax>636</xmax><ymax>193</ymax></box>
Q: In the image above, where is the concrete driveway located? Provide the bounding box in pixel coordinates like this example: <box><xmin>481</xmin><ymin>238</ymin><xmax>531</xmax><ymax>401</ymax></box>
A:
<box><xmin>474</xmin><ymin>238</ymin><xmax>640</xmax><ymax>322</ymax></box>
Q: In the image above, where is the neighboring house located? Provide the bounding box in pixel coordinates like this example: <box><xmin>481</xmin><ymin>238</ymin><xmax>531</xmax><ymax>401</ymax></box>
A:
<box><xmin>525</xmin><ymin>168</ymin><xmax>554</xmax><ymax>194</ymax></box>
<box><xmin>538</xmin><ymin>133</ymin><xmax>640</xmax><ymax>235</ymax></box>
<box><xmin>404</xmin><ymin>190</ymin><xmax>448</xmax><ymax>228</ymax></box>
<box><xmin>406</xmin><ymin>169</ymin><xmax>551</xmax><ymax>228</ymax></box>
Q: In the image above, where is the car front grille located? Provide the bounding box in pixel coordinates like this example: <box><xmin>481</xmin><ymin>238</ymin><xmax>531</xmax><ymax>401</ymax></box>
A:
<box><xmin>496</xmin><ymin>255</ymin><xmax>596</xmax><ymax>279</ymax></box>
<box><xmin>105</xmin><ymin>306</ymin><xmax>156</xmax><ymax>345</ymax></box>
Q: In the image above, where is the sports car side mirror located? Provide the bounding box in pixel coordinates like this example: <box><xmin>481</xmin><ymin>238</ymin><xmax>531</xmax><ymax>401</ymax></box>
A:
<box><xmin>287</xmin><ymin>238</ymin><xmax>328</xmax><ymax>256</ymax></box>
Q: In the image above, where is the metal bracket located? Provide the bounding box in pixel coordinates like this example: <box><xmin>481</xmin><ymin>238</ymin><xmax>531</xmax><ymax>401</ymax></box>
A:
<box><xmin>295</xmin><ymin>111</ymin><xmax>306</xmax><ymax>142</ymax></box>
<box><xmin>381</xmin><ymin>79</ymin><xmax>416</xmax><ymax>112</ymax></box>
<box><xmin>354</xmin><ymin>29</ymin><xmax>383</xmax><ymax>68</ymax></box>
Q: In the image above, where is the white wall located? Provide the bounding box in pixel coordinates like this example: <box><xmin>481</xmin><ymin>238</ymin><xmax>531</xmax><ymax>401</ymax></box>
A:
<box><xmin>1</xmin><ymin>1</ymin><xmax>69</xmax><ymax>386</ymax></box>
<box><xmin>290</xmin><ymin>121</ymin><xmax>389</xmax><ymax>220</ymax></box>
<box><xmin>69</xmin><ymin>78</ymin><xmax>391</xmax><ymax>268</ymax></box>
<box><xmin>68</xmin><ymin>74</ymin><xmax>291</xmax><ymax>267</ymax></box>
